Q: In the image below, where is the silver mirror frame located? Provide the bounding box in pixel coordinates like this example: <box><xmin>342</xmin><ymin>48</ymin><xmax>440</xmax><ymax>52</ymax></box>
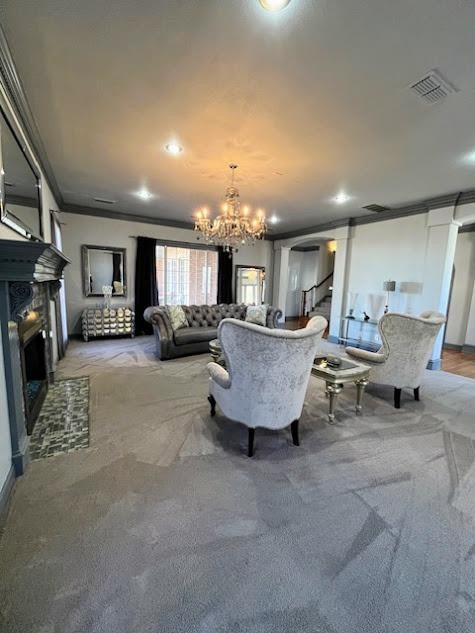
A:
<box><xmin>0</xmin><ymin>100</ymin><xmax>43</xmax><ymax>241</ymax></box>
<box><xmin>81</xmin><ymin>244</ymin><xmax>127</xmax><ymax>298</ymax></box>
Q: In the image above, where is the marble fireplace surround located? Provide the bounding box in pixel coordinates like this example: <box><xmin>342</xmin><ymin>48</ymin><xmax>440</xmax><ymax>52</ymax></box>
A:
<box><xmin>0</xmin><ymin>239</ymin><xmax>70</xmax><ymax>476</ymax></box>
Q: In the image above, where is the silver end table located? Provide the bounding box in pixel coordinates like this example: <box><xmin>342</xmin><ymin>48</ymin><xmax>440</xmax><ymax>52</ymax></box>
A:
<box><xmin>311</xmin><ymin>355</ymin><xmax>370</xmax><ymax>423</ymax></box>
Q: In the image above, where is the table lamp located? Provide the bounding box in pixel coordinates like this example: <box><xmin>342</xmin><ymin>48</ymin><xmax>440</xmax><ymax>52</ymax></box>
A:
<box><xmin>383</xmin><ymin>280</ymin><xmax>396</xmax><ymax>313</ymax></box>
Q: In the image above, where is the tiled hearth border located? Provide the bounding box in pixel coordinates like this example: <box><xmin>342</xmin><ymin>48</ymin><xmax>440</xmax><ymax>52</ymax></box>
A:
<box><xmin>29</xmin><ymin>377</ymin><xmax>90</xmax><ymax>460</ymax></box>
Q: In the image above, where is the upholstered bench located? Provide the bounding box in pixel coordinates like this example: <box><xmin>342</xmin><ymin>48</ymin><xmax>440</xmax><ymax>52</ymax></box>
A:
<box><xmin>143</xmin><ymin>303</ymin><xmax>282</xmax><ymax>360</ymax></box>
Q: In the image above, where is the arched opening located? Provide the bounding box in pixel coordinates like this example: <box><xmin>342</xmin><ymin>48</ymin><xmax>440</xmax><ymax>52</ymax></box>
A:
<box><xmin>285</xmin><ymin>238</ymin><xmax>335</xmax><ymax>326</ymax></box>
<box><xmin>272</xmin><ymin>226</ymin><xmax>349</xmax><ymax>339</ymax></box>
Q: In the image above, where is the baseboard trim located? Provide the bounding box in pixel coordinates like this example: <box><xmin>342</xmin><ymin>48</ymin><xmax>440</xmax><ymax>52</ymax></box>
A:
<box><xmin>462</xmin><ymin>344</ymin><xmax>475</xmax><ymax>354</ymax></box>
<box><xmin>0</xmin><ymin>465</ymin><xmax>15</xmax><ymax>530</ymax></box>
<box><xmin>427</xmin><ymin>358</ymin><xmax>442</xmax><ymax>371</ymax></box>
<box><xmin>443</xmin><ymin>343</ymin><xmax>462</xmax><ymax>351</ymax></box>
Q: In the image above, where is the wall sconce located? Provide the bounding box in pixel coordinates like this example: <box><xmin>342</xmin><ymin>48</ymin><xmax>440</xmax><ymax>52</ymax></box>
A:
<box><xmin>383</xmin><ymin>280</ymin><xmax>396</xmax><ymax>313</ymax></box>
<box><xmin>328</xmin><ymin>240</ymin><xmax>337</xmax><ymax>254</ymax></box>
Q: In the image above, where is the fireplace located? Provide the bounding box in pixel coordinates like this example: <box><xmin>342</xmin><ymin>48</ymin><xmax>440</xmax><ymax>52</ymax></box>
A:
<box><xmin>19</xmin><ymin>311</ymin><xmax>48</xmax><ymax>434</ymax></box>
<box><xmin>0</xmin><ymin>240</ymin><xmax>70</xmax><ymax>475</ymax></box>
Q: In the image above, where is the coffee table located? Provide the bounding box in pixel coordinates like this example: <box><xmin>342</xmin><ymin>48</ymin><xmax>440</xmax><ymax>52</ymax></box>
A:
<box><xmin>311</xmin><ymin>355</ymin><xmax>370</xmax><ymax>423</ymax></box>
<box><xmin>209</xmin><ymin>339</ymin><xmax>225</xmax><ymax>366</ymax></box>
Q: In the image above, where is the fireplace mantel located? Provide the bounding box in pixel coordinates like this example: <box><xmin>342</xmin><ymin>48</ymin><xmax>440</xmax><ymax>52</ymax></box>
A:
<box><xmin>0</xmin><ymin>239</ymin><xmax>71</xmax><ymax>283</ymax></box>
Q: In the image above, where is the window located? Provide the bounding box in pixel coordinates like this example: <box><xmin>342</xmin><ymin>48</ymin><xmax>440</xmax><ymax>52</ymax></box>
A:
<box><xmin>156</xmin><ymin>243</ymin><xmax>218</xmax><ymax>305</ymax></box>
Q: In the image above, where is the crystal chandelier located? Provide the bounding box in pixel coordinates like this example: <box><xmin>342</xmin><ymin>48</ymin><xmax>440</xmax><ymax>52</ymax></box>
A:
<box><xmin>194</xmin><ymin>164</ymin><xmax>267</xmax><ymax>252</ymax></box>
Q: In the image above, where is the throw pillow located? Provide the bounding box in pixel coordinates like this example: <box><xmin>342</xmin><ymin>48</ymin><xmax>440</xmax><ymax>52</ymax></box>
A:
<box><xmin>166</xmin><ymin>305</ymin><xmax>189</xmax><ymax>331</ymax></box>
<box><xmin>245</xmin><ymin>304</ymin><xmax>268</xmax><ymax>327</ymax></box>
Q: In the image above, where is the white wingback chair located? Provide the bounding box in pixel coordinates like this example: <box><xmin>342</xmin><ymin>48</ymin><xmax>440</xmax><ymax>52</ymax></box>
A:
<box><xmin>207</xmin><ymin>316</ymin><xmax>327</xmax><ymax>456</ymax></box>
<box><xmin>345</xmin><ymin>311</ymin><xmax>446</xmax><ymax>408</ymax></box>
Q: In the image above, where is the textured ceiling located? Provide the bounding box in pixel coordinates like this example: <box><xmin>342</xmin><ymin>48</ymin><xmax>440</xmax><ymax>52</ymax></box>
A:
<box><xmin>1</xmin><ymin>0</ymin><xmax>475</xmax><ymax>233</ymax></box>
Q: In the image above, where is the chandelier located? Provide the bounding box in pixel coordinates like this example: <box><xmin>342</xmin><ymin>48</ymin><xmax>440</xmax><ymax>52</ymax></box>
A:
<box><xmin>194</xmin><ymin>164</ymin><xmax>267</xmax><ymax>252</ymax></box>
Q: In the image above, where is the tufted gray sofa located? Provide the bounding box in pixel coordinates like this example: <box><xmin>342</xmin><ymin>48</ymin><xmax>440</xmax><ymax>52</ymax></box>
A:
<box><xmin>143</xmin><ymin>303</ymin><xmax>282</xmax><ymax>360</ymax></box>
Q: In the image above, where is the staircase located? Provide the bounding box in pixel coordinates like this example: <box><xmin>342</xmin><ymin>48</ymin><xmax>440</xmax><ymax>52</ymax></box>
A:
<box><xmin>309</xmin><ymin>294</ymin><xmax>332</xmax><ymax>320</ymax></box>
<box><xmin>301</xmin><ymin>272</ymin><xmax>333</xmax><ymax>319</ymax></box>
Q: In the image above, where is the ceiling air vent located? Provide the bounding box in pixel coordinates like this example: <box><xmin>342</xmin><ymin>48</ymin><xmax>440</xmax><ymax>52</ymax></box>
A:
<box><xmin>410</xmin><ymin>69</ymin><xmax>458</xmax><ymax>104</ymax></box>
<box><xmin>93</xmin><ymin>197</ymin><xmax>116</xmax><ymax>205</ymax></box>
<box><xmin>362</xmin><ymin>204</ymin><xmax>390</xmax><ymax>213</ymax></box>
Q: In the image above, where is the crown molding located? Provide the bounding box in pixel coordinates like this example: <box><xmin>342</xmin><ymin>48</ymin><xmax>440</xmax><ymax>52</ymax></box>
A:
<box><xmin>292</xmin><ymin>245</ymin><xmax>320</xmax><ymax>252</ymax></box>
<box><xmin>426</xmin><ymin>192</ymin><xmax>460</xmax><ymax>209</ymax></box>
<box><xmin>62</xmin><ymin>203</ymin><xmax>195</xmax><ymax>231</ymax></box>
<box><xmin>0</xmin><ymin>26</ymin><xmax>63</xmax><ymax>207</ymax></box>
<box><xmin>270</xmin><ymin>188</ymin><xmax>475</xmax><ymax>241</ymax></box>
<box><xmin>459</xmin><ymin>190</ymin><xmax>475</xmax><ymax>205</ymax></box>
<box><xmin>270</xmin><ymin>218</ymin><xmax>350</xmax><ymax>241</ymax></box>
<box><xmin>349</xmin><ymin>202</ymin><xmax>429</xmax><ymax>227</ymax></box>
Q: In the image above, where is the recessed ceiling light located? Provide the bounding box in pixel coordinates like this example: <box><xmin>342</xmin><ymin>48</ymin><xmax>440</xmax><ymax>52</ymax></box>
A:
<box><xmin>333</xmin><ymin>192</ymin><xmax>351</xmax><ymax>205</ymax></box>
<box><xmin>259</xmin><ymin>0</ymin><xmax>291</xmax><ymax>11</ymax></box>
<box><xmin>269</xmin><ymin>214</ymin><xmax>280</xmax><ymax>224</ymax></box>
<box><xmin>461</xmin><ymin>149</ymin><xmax>475</xmax><ymax>165</ymax></box>
<box><xmin>165</xmin><ymin>142</ymin><xmax>183</xmax><ymax>156</ymax></box>
<box><xmin>136</xmin><ymin>188</ymin><xmax>153</xmax><ymax>201</ymax></box>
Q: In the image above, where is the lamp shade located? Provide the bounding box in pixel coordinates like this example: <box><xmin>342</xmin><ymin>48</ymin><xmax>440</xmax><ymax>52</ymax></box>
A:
<box><xmin>383</xmin><ymin>280</ymin><xmax>396</xmax><ymax>292</ymax></box>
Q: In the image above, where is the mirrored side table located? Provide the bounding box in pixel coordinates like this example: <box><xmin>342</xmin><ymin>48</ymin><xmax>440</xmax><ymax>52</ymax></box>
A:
<box><xmin>82</xmin><ymin>306</ymin><xmax>135</xmax><ymax>342</ymax></box>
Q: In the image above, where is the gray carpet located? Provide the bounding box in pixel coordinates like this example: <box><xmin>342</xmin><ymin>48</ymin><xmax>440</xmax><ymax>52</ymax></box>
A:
<box><xmin>0</xmin><ymin>336</ymin><xmax>474</xmax><ymax>633</ymax></box>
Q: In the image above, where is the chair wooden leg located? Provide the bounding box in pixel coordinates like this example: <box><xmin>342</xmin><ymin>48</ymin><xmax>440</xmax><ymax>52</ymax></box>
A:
<box><xmin>394</xmin><ymin>388</ymin><xmax>402</xmax><ymax>409</ymax></box>
<box><xmin>291</xmin><ymin>420</ymin><xmax>300</xmax><ymax>446</ymax></box>
<box><xmin>248</xmin><ymin>428</ymin><xmax>255</xmax><ymax>457</ymax></box>
<box><xmin>208</xmin><ymin>394</ymin><xmax>216</xmax><ymax>417</ymax></box>
<box><xmin>414</xmin><ymin>387</ymin><xmax>420</xmax><ymax>401</ymax></box>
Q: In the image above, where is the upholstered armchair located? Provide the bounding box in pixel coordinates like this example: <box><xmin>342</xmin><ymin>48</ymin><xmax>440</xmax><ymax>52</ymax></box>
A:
<box><xmin>345</xmin><ymin>311</ymin><xmax>446</xmax><ymax>408</ymax></box>
<box><xmin>207</xmin><ymin>316</ymin><xmax>327</xmax><ymax>456</ymax></box>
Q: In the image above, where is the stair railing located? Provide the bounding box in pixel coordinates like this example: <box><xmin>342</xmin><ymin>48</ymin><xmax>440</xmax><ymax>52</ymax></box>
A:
<box><xmin>301</xmin><ymin>272</ymin><xmax>334</xmax><ymax>317</ymax></box>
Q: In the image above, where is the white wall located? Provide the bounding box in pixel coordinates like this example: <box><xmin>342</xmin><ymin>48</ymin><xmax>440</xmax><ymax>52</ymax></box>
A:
<box><xmin>301</xmin><ymin>251</ymin><xmax>319</xmax><ymax>289</ymax></box>
<box><xmin>445</xmin><ymin>231</ymin><xmax>475</xmax><ymax>346</ymax></box>
<box><xmin>0</xmin><ymin>325</ymin><xmax>12</xmax><ymax>492</ymax></box>
<box><xmin>464</xmin><ymin>281</ymin><xmax>475</xmax><ymax>347</ymax></box>
<box><xmin>285</xmin><ymin>250</ymin><xmax>319</xmax><ymax>317</ymax></box>
<box><xmin>275</xmin><ymin>212</ymin><xmax>461</xmax><ymax>361</ymax></box>
<box><xmin>286</xmin><ymin>251</ymin><xmax>303</xmax><ymax>317</ymax></box>
<box><xmin>62</xmin><ymin>212</ymin><xmax>274</xmax><ymax>333</ymax></box>
<box><xmin>346</xmin><ymin>214</ymin><xmax>429</xmax><ymax>320</ymax></box>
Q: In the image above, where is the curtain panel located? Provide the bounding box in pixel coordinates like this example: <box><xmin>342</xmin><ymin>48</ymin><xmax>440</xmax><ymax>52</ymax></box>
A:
<box><xmin>217</xmin><ymin>247</ymin><xmax>233</xmax><ymax>304</ymax></box>
<box><xmin>134</xmin><ymin>236</ymin><xmax>158</xmax><ymax>335</ymax></box>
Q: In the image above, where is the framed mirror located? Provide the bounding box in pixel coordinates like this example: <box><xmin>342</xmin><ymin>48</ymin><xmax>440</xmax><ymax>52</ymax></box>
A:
<box><xmin>82</xmin><ymin>245</ymin><xmax>127</xmax><ymax>297</ymax></box>
<box><xmin>235</xmin><ymin>266</ymin><xmax>266</xmax><ymax>305</ymax></box>
<box><xmin>0</xmin><ymin>106</ymin><xmax>42</xmax><ymax>240</ymax></box>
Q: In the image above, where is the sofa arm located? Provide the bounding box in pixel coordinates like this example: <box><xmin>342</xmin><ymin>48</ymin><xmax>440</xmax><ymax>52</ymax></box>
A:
<box><xmin>207</xmin><ymin>362</ymin><xmax>231</xmax><ymax>389</ymax></box>
<box><xmin>266</xmin><ymin>306</ymin><xmax>283</xmax><ymax>328</ymax></box>
<box><xmin>143</xmin><ymin>306</ymin><xmax>173</xmax><ymax>340</ymax></box>
<box><xmin>345</xmin><ymin>346</ymin><xmax>386</xmax><ymax>365</ymax></box>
